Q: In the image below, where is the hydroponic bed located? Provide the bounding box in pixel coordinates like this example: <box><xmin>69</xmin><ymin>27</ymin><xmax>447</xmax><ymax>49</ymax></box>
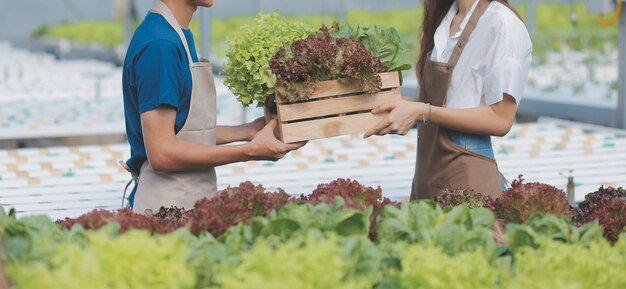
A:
<box><xmin>1</xmin><ymin>178</ymin><xmax>625</xmax><ymax>289</ymax></box>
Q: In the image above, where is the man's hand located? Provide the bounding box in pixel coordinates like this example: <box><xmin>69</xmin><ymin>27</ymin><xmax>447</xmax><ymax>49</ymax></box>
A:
<box><xmin>245</xmin><ymin>120</ymin><xmax>307</xmax><ymax>161</ymax></box>
<box><xmin>216</xmin><ymin>117</ymin><xmax>266</xmax><ymax>145</ymax></box>
<box><xmin>242</xmin><ymin>117</ymin><xmax>266</xmax><ymax>142</ymax></box>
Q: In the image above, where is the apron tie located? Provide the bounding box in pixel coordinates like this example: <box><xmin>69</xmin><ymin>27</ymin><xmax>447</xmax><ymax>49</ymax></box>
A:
<box><xmin>118</xmin><ymin>160</ymin><xmax>138</xmax><ymax>209</ymax></box>
<box><xmin>499</xmin><ymin>171</ymin><xmax>511</xmax><ymax>190</ymax></box>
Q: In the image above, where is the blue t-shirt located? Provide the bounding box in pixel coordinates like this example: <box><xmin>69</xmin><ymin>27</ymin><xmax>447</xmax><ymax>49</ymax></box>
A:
<box><xmin>122</xmin><ymin>11</ymin><xmax>199</xmax><ymax>207</ymax></box>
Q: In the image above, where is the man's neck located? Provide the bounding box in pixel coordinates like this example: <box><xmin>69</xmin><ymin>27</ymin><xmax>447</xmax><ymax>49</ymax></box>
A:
<box><xmin>161</xmin><ymin>0</ymin><xmax>197</xmax><ymax>29</ymax></box>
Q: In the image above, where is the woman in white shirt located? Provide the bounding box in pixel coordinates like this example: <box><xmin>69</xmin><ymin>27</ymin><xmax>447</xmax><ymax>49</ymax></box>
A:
<box><xmin>364</xmin><ymin>0</ymin><xmax>532</xmax><ymax>200</ymax></box>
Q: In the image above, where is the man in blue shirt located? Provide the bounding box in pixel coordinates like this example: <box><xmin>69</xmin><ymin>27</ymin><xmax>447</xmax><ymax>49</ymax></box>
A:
<box><xmin>122</xmin><ymin>0</ymin><xmax>304</xmax><ymax>212</ymax></box>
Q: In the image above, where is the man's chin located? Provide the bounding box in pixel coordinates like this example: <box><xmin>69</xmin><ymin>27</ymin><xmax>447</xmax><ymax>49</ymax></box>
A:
<box><xmin>197</xmin><ymin>0</ymin><xmax>214</xmax><ymax>8</ymax></box>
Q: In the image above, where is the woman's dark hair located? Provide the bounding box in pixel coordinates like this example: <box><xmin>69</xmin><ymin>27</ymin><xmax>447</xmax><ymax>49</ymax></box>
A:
<box><xmin>416</xmin><ymin>0</ymin><xmax>521</xmax><ymax>79</ymax></box>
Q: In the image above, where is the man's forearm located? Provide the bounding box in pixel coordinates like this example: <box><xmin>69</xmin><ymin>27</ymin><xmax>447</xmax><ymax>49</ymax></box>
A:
<box><xmin>216</xmin><ymin>125</ymin><xmax>249</xmax><ymax>145</ymax></box>
<box><xmin>149</xmin><ymin>138</ymin><xmax>253</xmax><ymax>172</ymax></box>
<box><xmin>141</xmin><ymin>109</ymin><xmax>289</xmax><ymax>172</ymax></box>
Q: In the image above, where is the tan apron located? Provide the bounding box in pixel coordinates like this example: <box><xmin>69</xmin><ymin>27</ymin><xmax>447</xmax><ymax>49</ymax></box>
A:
<box><xmin>411</xmin><ymin>0</ymin><xmax>501</xmax><ymax>200</ymax></box>
<box><xmin>122</xmin><ymin>0</ymin><xmax>217</xmax><ymax>214</ymax></box>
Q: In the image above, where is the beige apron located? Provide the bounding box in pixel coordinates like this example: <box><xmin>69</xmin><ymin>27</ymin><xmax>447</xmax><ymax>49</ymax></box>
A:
<box><xmin>122</xmin><ymin>0</ymin><xmax>217</xmax><ymax>213</ymax></box>
<box><xmin>411</xmin><ymin>0</ymin><xmax>502</xmax><ymax>200</ymax></box>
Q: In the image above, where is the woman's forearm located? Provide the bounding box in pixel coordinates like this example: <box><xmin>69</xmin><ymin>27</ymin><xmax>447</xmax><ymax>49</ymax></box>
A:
<box><xmin>429</xmin><ymin>106</ymin><xmax>512</xmax><ymax>136</ymax></box>
<box><xmin>365</xmin><ymin>94</ymin><xmax>517</xmax><ymax>138</ymax></box>
<box><xmin>428</xmin><ymin>94</ymin><xmax>517</xmax><ymax>136</ymax></box>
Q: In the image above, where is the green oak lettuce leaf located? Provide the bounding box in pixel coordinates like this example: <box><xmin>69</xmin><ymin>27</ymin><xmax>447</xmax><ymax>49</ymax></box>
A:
<box><xmin>356</xmin><ymin>25</ymin><xmax>412</xmax><ymax>72</ymax></box>
<box><xmin>389</xmin><ymin>244</ymin><xmax>502</xmax><ymax>289</ymax></box>
<box><xmin>215</xmin><ymin>198</ymin><xmax>371</xmax><ymax>254</ymax></box>
<box><xmin>1</xmin><ymin>215</ymin><xmax>81</xmax><ymax>264</ymax></box>
<box><xmin>252</xmin><ymin>199</ymin><xmax>371</xmax><ymax>241</ymax></box>
<box><xmin>329</xmin><ymin>21</ymin><xmax>357</xmax><ymax>39</ymax></box>
<box><xmin>182</xmin><ymin>231</ymin><xmax>238</xmax><ymax>288</ymax></box>
<box><xmin>505</xmin><ymin>214</ymin><xmax>605</xmax><ymax>252</ymax></box>
<box><xmin>210</xmin><ymin>233</ymin><xmax>380</xmax><ymax>289</ymax></box>
<box><xmin>331</xmin><ymin>22</ymin><xmax>412</xmax><ymax>73</ymax></box>
<box><xmin>502</xmin><ymin>238</ymin><xmax>626</xmax><ymax>289</ymax></box>
<box><xmin>222</xmin><ymin>12</ymin><xmax>312</xmax><ymax>107</ymax></box>
<box><xmin>376</xmin><ymin>201</ymin><xmax>494</xmax><ymax>255</ymax></box>
<box><xmin>6</xmin><ymin>228</ymin><xmax>196</xmax><ymax>289</ymax></box>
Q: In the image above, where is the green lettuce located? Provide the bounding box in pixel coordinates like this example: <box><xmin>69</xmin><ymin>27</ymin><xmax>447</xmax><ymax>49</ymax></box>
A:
<box><xmin>385</xmin><ymin>244</ymin><xmax>502</xmax><ymax>289</ymax></box>
<box><xmin>6</xmin><ymin>224</ymin><xmax>196</xmax><ymax>289</ymax></box>
<box><xmin>210</xmin><ymin>233</ymin><xmax>380</xmax><ymax>289</ymax></box>
<box><xmin>330</xmin><ymin>22</ymin><xmax>412</xmax><ymax>73</ymax></box>
<box><xmin>502</xmin><ymin>238</ymin><xmax>626</xmax><ymax>289</ymax></box>
<box><xmin>505</xmin><ymin>214</ymin><xmax>604</xmax><ymax>251</ymax></box>
<box><xmin>376</xmin><ymin>201</ymin><xmax>495</xmax><ymax>256</ymax></box>
<box><xmin>217</xmin><ymin>197</ymin><xmax>372</xmax><ymax>252</ymax></box>
<box><xmin>222</xmin><ymin>12</ymin><xmax>312</xmax><ymax>107</ymax></box>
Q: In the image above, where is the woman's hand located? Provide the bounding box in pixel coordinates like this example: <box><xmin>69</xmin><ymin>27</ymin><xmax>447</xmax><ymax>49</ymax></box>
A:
<box><xmin>364</xmin><ymin>100</ymin><xmax>425</xmax><ymax>138</ymax></box>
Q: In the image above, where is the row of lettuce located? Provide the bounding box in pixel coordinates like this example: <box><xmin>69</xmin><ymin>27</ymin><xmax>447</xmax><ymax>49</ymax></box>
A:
<box><xmin>1</xmin><ymin>178</ymin><xmax>625</xmax><ymax>288</ymax></box>
<box><xmin>32</xmin><ymin>4</ymin><xmax>617</xmax><ymax>64</ymax></box>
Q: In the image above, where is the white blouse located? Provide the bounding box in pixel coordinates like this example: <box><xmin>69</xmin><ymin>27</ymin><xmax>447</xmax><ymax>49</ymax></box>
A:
<box><xmin>430</xmin><ymin>0</ymin><xmax>532</xmax><ymax>108</ymax></box>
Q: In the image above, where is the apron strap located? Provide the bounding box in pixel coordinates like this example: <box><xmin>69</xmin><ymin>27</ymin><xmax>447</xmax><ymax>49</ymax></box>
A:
<box><xmin>499</xmin><ymin>171</ymin><xmax>511</xmax><ymax>190</ymax></box>
<box><xmin>151</xmin><ymin>0</ymin><xmax>195</xmax><ymax>65</ymax></box>
<box><xmin>118</xmin><ymin>160</ymin><xmax>138</xmax><ymax>209</ymax></box>
<box><xmin>446</xmin><ymin>0</ymin><xmax>490</xmax><ymax>68</ymax></box>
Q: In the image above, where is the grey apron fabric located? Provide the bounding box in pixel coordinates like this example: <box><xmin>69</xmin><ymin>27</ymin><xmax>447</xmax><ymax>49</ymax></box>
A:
<box><xmin>124</xmin><ymin>0</ymin><xmax>217</xmax><ymax>213</ymax></box>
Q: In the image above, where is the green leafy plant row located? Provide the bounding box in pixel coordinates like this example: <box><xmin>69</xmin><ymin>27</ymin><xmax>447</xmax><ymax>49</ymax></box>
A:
<box><xmin>2</xmin><ymin>178</ymin><xmax>626</xmax><ymax>288</ymax></box>
<box><xmin>32</xmin><ymin>3</ymin><xmax>617</xmax><ymax>64</ymax></box>
<box><xmin>1</xmin><ymin>199</ymin><xmax>625</xmax><ymax>289</ymax></box>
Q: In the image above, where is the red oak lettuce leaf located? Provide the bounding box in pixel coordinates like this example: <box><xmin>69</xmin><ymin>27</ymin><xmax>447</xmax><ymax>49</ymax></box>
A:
<box><xmin>297</xmin><ymin>178</ymin><xmax>399</xmax><ymax>240</ymax></box>
<box><xmin>574</xmin><ymin>186</ymin><xmax>626</xmax><ymax>226</ymax></box>
<box><xmin>270</xmin><ymin>26</ymin><xmax>386</xmax><ymax>102</ymax></box>
<box><xmin>188</xmin><ymin>182</ymin><xmax>290</xmax><ymax>237</ymax></box>
<box><xmin>585</xmin><ymin>198</ymin><xmax>626</xmax><ymax>244</ymax></box>
<box><xmin>495</xmin><ymin>176</ymin><xmax>572</xmax><ymax>224</ymax></box>
<box><xmin>436</xmin><ymin>188</ymin><xmax>496</xmax><ymax>211</ymax></box>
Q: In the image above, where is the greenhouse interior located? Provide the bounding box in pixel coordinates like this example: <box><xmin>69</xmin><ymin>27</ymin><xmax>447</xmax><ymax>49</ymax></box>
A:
<box><xmin>1</xmin><ymin>0</ymin><xmax>626</xmax><ymax>288</ymax></box>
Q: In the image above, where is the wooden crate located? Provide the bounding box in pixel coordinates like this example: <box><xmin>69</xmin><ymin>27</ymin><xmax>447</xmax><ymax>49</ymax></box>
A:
<box><xmin>264</xmin><ymin>72</ymin><xmax>402</xmax><ymax>143</ymax></box>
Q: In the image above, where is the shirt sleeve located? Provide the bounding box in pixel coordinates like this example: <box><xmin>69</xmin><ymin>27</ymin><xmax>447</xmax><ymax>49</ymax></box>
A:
<box><xmin>134</xmin><ymin>40</ymin><xmax>185</xmax><ymax>113</ymax></box>
<box><xmin>479</xmin><ymin>15</ymin><xmax>532</xmax><ymax>106</ymax></box>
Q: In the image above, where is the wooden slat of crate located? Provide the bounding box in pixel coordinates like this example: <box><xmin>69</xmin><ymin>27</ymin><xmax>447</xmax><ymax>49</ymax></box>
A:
<box><xmin>270</xmin><ymin>72</ymin><xmax>402</xmax><ymax>143</ymax></box>
<box><xmin>263</xmin><ymin>107</ymin><xmax>284</xmax><ymax>141</ymax></box>
<box><xmin>277</xmin><ymin>71</ymin><xmax>400</xmax><ymax>103</ymax></box>
<box><xmin>280</xmin><ymin>113</ymin><xmax>388</xmax><ymax>143</ymax></box>
<box><xmin>278</xmin><ymin>88</ymin><xmax>400</xmax><ymax>122</ymax></box>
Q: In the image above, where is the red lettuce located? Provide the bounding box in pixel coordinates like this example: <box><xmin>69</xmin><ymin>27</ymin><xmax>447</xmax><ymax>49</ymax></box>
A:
<box><xmin>573</xmin><ymin>186</ymin><xmax>626</xmax><ymax>226</ymax></box>
<box><xmin>56</xmin><ymin>209</ymin><xmax>185</xmax><ymax>234</ymax></box>
<box><xmin>57</xmin><ymin>182</ymin><xmax>290</xmax><ymax>237</ymax></box>
<box><xmin>55</xmin><ymin>179</ymin><xmax>400</xmax><ymax>241</ymax></box>
<box><xmin>188</xmin><ymin>182</ymin><xmax>290</xmax><ymax>237</ymax></box>
<box><xmin>572</xmin><ymin>186</ymin><xmax>626</xmax><ymax>243</ymax></box>
<box><xmin>586</xmin><ymin>198</ymin><xmax>626</xmax><ymax>244</ymax></box>
<box><xmin>297</xmin><ymin>178</ymin><xmax>399</xmax><ymax>240</ymax></box>
<box><xmin>436</xmin><ymin>188</ymin><xmax>496</xmax><ymax>211</ymax></box>
<box><xmin>495</xmin><ymin>176</ymin><xmax>572</xmax><ymax>224</ymax></box>
<box><xmin>270</xmin><ymin>26</ymin><xmax>386</xmax><ymax>102</ymax></box>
